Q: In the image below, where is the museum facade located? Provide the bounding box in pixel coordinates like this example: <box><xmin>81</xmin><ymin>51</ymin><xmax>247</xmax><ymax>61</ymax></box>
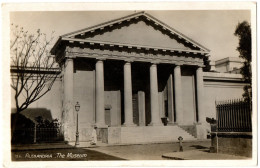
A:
<box><xmin>41</xmin><ymin>12</ymin><xmax>245</xmax><ymax>144</ymax></box>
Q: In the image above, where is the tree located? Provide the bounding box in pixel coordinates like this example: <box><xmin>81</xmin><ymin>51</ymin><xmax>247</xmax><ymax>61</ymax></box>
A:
<box><xmin>10</xmin><ymin>24</ymin><xmax>61</xmax><ymax>114</ymax></box>
<box><xmin>234</xmin><ymin>21</ymin><xmax>252</xmax><ymax>102</ymax></box>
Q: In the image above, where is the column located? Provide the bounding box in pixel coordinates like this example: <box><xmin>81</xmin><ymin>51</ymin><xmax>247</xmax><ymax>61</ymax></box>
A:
<box><xmin>95</xmin><ymin>59</ymin><xmax>106</xmax><ymax>127</ymax></box>
<box><xmin>196</xmin><ymin>67</ymin><xmax>205</xmax><ymax>123</ymax></box>
<box><xmin>63</xmin><ymin>57</ymin><xmax>74</xmax><ymax>141</ymax></box>
<box><xmin>149</xmin><ymin>63</ymin><xmax>163</xmax><ymax>126</ymax></box>
<box><xmin>138</xmin><ymin>91</ymin><xmax>145</xmax><ymax>126</ymax></box>
<box><xmin>123</xmin><ymin>61</ymin><xmax>136</xmax><ymax>126</ymax></box>
<box><xmin>174</xmin><ymin>65</ymin><xmax>183</xmax><ymax>124</ymax></box>
<box><xmin>167</xmin><ymin>74</ymin><xmax>175</xmax><ymax>125</ymax></box>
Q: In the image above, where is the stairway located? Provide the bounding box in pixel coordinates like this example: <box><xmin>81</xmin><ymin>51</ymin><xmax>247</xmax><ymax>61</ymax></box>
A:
<box><xmin>108</xmin><ymin>125</ymin><xmax>196</xmax><ymax>144</ymax></box>
<box><xmin>178</xmin><ymin>125</ymin><xmax>197</xmax><ymax>138</ymax></box>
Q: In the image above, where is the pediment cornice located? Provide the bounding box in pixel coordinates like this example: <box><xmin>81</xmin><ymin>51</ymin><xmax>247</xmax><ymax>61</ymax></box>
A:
<box><xmin>63</xmin><ymin>37</ymin><xmax>209</xmax><ymax>56</ymax></box>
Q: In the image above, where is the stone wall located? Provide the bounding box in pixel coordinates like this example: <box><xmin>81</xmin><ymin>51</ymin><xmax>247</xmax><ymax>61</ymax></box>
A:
<box><xmin>211</xmin><ymin>132</ymin><xmax>252</xmax><ymax>157</ymax></box>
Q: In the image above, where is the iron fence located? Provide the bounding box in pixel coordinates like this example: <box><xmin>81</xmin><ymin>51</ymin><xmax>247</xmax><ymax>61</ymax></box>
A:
<box><xmin>12</xmin><ymin>125</ymin><xmax>64</xmax><ymax>144</ymax></box>
<box><xmin>216</xmin><ymin>99</ymin><xmax>252</xmax><ymax>132</ymax></box>
<box><xmin>35</xmin><ymin>126</ymin><xmax>64</xmax><ymax>142</ymax></box>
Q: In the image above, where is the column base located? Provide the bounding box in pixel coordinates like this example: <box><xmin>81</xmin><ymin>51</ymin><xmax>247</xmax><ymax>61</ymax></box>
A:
<box><xmin>139</xmin><ymin>123</ymin><xmax>146</xmax><ymax>126</ymax></box>
<box><xmin>194</xmin><ymin>122</ymin><xmax>202</xmax><ymax>125</ymax></box>
<box><xmin>195</xmin><ymin>124</ymin><xmax>207</xmax><ymax>139</ymax></box>
<box><xmin>148</xmin><ymin>122</ymin><xmax>163</xmax><ymax>126</ymax></box>
<box><xmin>167</xmin><ymin>122</ymin><xmax>178</xmax><ymax>126</ymax></box>
<box><xmin>95</xmin><ymin>123</ymin><xmax>108</xmax><ymax>128</ymax></box>
<box><xmin>122</xmin><ymin>123</ymin><xmax>137</xmax><ymax>127</ymax></box>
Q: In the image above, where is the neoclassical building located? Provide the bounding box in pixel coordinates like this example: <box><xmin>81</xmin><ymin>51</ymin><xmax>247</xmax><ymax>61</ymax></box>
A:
<box><xmin>48</xmin><ymin>12</ymin><xmax>244</xmax><ymax>144</ymax></box>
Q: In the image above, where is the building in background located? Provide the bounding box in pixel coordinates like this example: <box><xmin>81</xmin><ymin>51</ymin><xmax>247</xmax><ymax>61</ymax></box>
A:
<box><xmin>211</xmin><ymin>57</ymin><xmax>243</xmax><ymax>74</ymax></box>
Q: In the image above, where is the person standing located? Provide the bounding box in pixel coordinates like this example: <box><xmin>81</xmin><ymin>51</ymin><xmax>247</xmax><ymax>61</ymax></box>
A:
<box><xmin>91</xmin><ymin>126</ymin><xmax>97</xmax><ymax>145</ymax></box>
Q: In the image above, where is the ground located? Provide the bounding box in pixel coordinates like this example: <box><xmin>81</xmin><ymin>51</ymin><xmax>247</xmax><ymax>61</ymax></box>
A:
<box><xmin>12</xmin><ymin>140</ymin><xmax>212</xmax><ymax>161</ymax></box>
<box><xmin>88</xmin><ymin>140</ymin><xmax>212</xmax><ymax>160</ymax></box>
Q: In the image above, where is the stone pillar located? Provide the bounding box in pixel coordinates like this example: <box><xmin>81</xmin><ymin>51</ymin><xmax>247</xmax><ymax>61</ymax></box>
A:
<box><xmin>138</xmin><ymin>91</ymin><xmax>146</xmax><ymax>126</ymax></box>
<box><xmin>167</xmin><ymin>74</ymin><xmax>175</xmax><ymax>125</ymax></box>
<box><xmin>196</xmin><ymin>67</ymin><xmax>205</xmax><ymax>123</ymax></box>
<box><xmin>158</xmin><ymin>92</ymin><xmax>164</xmax><ymax>118</ymax></box>
<box><xmin>123</xmin><ymin>61</ymin><xmax>136</xmax><ymax>126</ymax></box>
<box><xmin>196</xmin><ymin>67</ymin><xmax>207</xmax><ymax>139</ymax></box>
<box><xmin>174</xmin><ymin>65</ymin><xmax>183</xmax><ymax>124</ymax></box>
<box><xmin>63</xmin><ymin>57</ymin><xmax>74</xmax><ymax>141</ymax></box>
<box><xmin>149</xmin><ymin>63</ymin><xmax>163</xmax><ymax>126</ymax></box>
<box><xmin>95</xmin><ymin>59</ymin><xmax>106</xmax><ymax>128</ymax></box>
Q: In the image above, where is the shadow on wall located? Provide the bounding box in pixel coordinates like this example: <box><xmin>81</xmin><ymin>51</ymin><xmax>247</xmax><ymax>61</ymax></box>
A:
<box><xmin>11</xmin><ymin>108</ymin><xmax>64</xmax><ymax>144</ymax></box>
<box><xmin>11</xmin><ymin>108</ymin><xmax>53</xmax><ymax>123</ymax></box>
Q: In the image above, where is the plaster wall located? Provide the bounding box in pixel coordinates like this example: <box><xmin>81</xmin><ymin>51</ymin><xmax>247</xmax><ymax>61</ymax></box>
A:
<box><xmin>215</xmin><ymin>63</ymin><xmax>228</xmax><ymax>73</ymax></box>
<box><xmin>204</xmin><ymin>82</ymin><xmax>245</xmax><ymax>119</ymax></box>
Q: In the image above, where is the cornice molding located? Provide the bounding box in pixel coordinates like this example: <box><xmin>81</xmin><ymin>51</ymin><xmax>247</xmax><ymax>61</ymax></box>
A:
<box><xmin>62</xmin><ymin>37</ymin><xmax>209</xmax><ymax>56</ymax></box>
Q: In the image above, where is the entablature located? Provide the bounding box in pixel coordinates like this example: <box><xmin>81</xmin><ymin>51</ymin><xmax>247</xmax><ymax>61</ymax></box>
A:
<box><xmin>64</xmin><ymin>46</ymin><xmax>204</xmax><ymax>67</ymax></box>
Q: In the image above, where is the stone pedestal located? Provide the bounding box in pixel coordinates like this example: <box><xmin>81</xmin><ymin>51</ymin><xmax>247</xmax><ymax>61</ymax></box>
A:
<box><xmin>195</xmin><ymin>123</ymin><xmax>207</xmax><ymax>139</ymax></box>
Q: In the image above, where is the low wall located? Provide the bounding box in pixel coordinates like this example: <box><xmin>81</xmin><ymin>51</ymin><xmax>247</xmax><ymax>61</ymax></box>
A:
<box><xmin>211</xmin><ymin>132</ymin><xmax>252</xmax><ymax>157</ymax></box>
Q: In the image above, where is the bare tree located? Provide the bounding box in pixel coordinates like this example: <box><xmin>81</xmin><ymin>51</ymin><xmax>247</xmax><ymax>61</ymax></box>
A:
<box><xmin>10</xmin><ymin>24</ymin><xmax>61</xmax><ymax>114</ymax></box>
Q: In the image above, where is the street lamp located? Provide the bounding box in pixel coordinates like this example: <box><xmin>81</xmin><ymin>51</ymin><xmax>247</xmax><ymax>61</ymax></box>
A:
<box><xmin>75</xmin><ymin>102</ymin><xmax>80</xmax><ymax>147</ymax></box>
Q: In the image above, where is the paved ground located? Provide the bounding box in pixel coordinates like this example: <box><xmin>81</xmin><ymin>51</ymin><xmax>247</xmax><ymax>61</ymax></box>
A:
<box><xmin>11</xmin><ymin>140</ymin><xmax>251</xmax><ymax>161</ymax></box>
<box><xmin>87</xmin><ymin>140</ymin><xmax>212</xmax><ymax>160</ymax></box>
<box><xmin>162</xmin><ymin>150</ymin><xmax>250</xmax><ymax>160</ymax></box>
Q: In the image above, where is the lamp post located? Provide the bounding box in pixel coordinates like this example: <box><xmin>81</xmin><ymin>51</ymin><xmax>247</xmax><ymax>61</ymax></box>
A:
<box><xmin>75</xmin><ymin>102</ymin><xmax>80</xmax><ymax>147</ymax></box>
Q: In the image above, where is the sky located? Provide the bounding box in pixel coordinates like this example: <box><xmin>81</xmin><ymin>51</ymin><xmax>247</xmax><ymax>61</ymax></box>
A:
<box><xmin>10</xmin><ymin>10</ymin><xmax>250</xmax><ymax>61</ymax></box>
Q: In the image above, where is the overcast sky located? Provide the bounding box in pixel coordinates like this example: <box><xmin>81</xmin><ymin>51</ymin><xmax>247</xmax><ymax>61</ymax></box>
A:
<box><xmin>10</xmin><ymin>10</ymin><xmax>250</xmax><ymax>61</ymax></box>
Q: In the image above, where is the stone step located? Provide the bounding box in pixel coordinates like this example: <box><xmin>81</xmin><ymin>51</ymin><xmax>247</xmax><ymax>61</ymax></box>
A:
<box><xmin>108</xmin><ymin>125</ymin><xmax>196</xmax><ymax>144</ymax></box>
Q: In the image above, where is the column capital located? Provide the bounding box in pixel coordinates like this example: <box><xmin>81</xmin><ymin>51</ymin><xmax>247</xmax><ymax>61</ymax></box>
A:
<box><xmin>96</xmin><ymin>57</ymin><xmax>106</xmax><ymax>61</ymax></box>
<box><xmin>124</xmin><ymin>58</ymin><xmax>134</xmax><ymax>63</ymax></box>
<box><xmin>150</xmin><ymin>61</ymin><xmax>159</xmax><ymax>65</ymax></box>
<box><xmin>195</xmin><ymin>65</ymin><xmax>204</xmax><ymax>68</ymax></box>
<box><xmin>65</xmin><ymin>55</ymin><xmax>76</xmax><ymax>60</ymax></box>
<box><xmin>175</xmin><ymin>63</ymin><xmax>183</xmax><ymax>66</ymax></box>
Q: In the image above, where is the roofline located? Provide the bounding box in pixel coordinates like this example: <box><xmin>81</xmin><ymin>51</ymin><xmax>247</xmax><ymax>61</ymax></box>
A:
<box><xmin>61</xmin><ymin>11</ymin><xmax>145</xmax><ymax>38</ymax></box>
<box><xmin>50</xmin><ymin>36</ymin><xmax>62</xmax><ymax>55</ymax></box>
<box><xmin>215</xmin><ymin>57</ymin><xmax>243</xmax><ymax>65</ymax></box>
<box><xmin>143</xmin><ymin>13</ymin><xmax>210</xmax><ymax>52</ymax></box>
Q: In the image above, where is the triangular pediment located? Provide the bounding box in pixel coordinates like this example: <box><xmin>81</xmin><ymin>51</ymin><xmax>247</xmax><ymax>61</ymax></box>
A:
<box><xmin>61</xmin><ymin>12</ymin><xmax>210</xmax><ymax>52</ymax></box>
<box><xmin>86</xmin><ymin>20</ymin><xmax>189</xmax><ymax>50</ymax></box>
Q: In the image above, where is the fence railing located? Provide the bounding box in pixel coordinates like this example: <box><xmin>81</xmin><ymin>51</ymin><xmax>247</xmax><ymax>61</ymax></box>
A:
<box><xmin>216</xmin><ymin>99</ymin><xmax>252</xmax><ymax>132</ymax></box>
<box><xmin>35</xmin><ymin>127</ymin><xmax>64</xmax><ymax>142</ymax></box>
<box><xmin>12</xmin><ymin>125</ymin><xmax>64</xmax><ymax>144</ymax></box>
